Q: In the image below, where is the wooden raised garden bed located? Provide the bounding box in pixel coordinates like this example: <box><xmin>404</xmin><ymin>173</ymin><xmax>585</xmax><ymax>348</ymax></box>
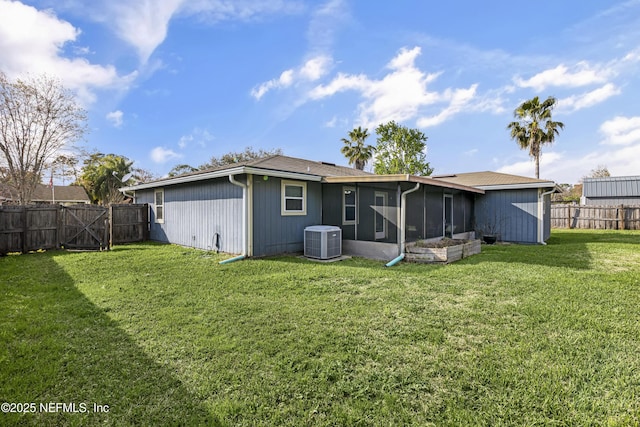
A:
<box><xmin>405</xmin><ymin>238</ymin><xmax>481</xmax><ymax>263</ymax></box>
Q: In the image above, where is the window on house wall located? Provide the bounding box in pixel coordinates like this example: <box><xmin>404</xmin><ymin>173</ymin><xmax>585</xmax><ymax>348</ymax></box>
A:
<box><xmin>343</xmin><ymin>186</ymin><xmax>356</xmax><ymax>224</ymax></box>
<box><xmin>281</xmin><ymin>180</ymin><xmax>306</xmax><ymax>215</ymax></box>
<box><xmin>154</xmin><ymin>189</ymin><xmax>164</xmax><ymax>223</ymax></box>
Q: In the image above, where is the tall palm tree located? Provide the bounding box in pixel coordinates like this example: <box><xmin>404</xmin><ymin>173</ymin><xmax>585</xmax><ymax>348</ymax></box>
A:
<box><xmin>507</xmin><ymin>96</ymin><xmax>564</xmax><ymax>178</ymax></box>
<box><xmin>340</xmin><ymin>126</ymin><xmax>373</xmax><ymax>170</ymax></box>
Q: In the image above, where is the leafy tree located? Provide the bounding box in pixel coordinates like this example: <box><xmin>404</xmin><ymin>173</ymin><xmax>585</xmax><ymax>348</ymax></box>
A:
<box><xmin>340</xmin><ymin>126</ymin><xmax>374</xmax><ymax>170</ymax></box>
<box><xmin>201</xmin><ymin>146</ymin><xmax>283</xmax><ymax>169</ymax></box>
<box><xmin>79</xmin><ymin>153</ymin><xmax>133</xmax><ymax>205</ymax></box>
<box><xmin>507</xmin><ymin>96</ymin><xmax>564</xmax><ymax>179</ymax></box>
<box><xmin>373</xmin><ymin>121</ymin><xmax>433</xmax><ymax>176</ymax></box>
<box><xmin>168</xmin><ymin>164</ymin><xmax>198</xmax><ymax>177</ymax></box>
<box><xmin>0</xmin><ymin>72</ymin><xmax>87</xmax><ymax>204</ymax></box>
<box><xmin>553</xmin><ymin>183</ymin><xmax>582</xmax><ymax>203</ymax></box>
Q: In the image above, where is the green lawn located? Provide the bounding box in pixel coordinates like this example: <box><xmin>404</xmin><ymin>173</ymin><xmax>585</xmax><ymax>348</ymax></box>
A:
<box><xmin>1</xmin><ymin>230</ymin><xmax>639</xmax><ymax>426</ymax></box>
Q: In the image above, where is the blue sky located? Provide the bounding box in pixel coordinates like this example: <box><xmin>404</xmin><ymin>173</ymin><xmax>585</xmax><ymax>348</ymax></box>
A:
<box><xmin>1</xmin><ymin>0</ymin><xmax>639</xmax><ymax>184</ymax></box>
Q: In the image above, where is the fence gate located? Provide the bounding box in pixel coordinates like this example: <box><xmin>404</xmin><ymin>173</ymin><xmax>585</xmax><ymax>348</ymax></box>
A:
<box><xmin>60</xmin><ymin>205</ymin><xmax>110</xmax><ymax>250</ymax></box>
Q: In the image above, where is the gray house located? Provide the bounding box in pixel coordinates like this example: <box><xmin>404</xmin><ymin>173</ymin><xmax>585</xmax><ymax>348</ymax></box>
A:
<box><xmin>581</xmin><ymin>176</ymin><xmax>640</xmax><ymax>206</ymax></box>
<box><xmin>123</xmin><ymin>156</ymin><xmax>556</xmax><ymax>259</ymax></box>
<box><xmin>434</xmin><ymin>171</ymin><xmax>558</xmax><ymax>244</ymax></box>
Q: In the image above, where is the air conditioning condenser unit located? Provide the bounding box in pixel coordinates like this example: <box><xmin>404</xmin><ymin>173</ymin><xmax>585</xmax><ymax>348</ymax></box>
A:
<box><xmin>304</xmin><ymin>225</ymin><xmax>342</xmax><ymax>259</ymax></box>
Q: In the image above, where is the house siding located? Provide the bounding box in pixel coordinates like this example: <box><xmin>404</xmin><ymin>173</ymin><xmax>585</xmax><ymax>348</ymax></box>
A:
<box><xmin>475</xmin><ymin>189</ymin><xmax>539</xmax><ymax>243</ymax></box>
<box><xmin>251</xmin><ymin>175</ymin><xmax>322</xmax><ymax>257</ymax></box>
<box><xmin>135</xmin><ymin>178</ymin><xmax>243</xmax><ymax>253</ymax></box>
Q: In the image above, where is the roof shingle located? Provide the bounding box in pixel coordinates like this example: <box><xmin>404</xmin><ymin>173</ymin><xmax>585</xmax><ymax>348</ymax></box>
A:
<box><xmin>433</xmin><ymin>171</ymin><xmax>555</xmax><ymax>189</ymax></box>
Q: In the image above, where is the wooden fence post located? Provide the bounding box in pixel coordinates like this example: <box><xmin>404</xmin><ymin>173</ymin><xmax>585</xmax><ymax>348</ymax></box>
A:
<box><xmin>618</xmin><ymin>204</ymin><xmax>625</xmax><ymax>230</ymax></box>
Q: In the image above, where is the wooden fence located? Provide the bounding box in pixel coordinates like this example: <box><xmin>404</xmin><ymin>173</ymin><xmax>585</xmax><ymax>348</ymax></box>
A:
<box><xmin>551</xmin><ymin>204</ymin><xmax>640</xmax><ymax>230</ymax></box>
<box><xmin>0</xmin><ymin>204</ymin><xmax>149</xmax><ymax>254</ymax></box>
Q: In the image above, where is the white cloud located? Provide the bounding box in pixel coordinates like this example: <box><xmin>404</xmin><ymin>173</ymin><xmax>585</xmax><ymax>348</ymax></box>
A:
<box><xmin>497</xmin><ymin>152</ymin><xmax>564</xmax><ymax>179</ymax></box>
<box><xmin>177</xmin><ymin>128</ymin><xmax>214</xmax><ymax>149</ymax></box>
<box><xmin>104</xmin><ymin>0</ymin><xmax>185</xmax><ymax>63</ymax></box>
<box><xmin>90</xmin><ymin>0</ymin><xmax>304</xmax><ymax>63</ymax></box>
<box><xmin>151</xmin><ymin>146</ymin><xmax>182</xmax><ymax>163</ymax></box>
<box><xmin>300</xmin><ymin>55</ymin><xmax>332</xmax><ymax>81</ymax></box>
<box><xmin>251</xmin><ymin>55</ymin><xmax>333</xmax><ymax>100</ymax></box>
<box><xmin>183</xmin><ymin>0</ymin><xmax>305</xmax><ymax>22</ymax></box>
<box><xmin>306</xmin><ymin>0</ymin><xmax>348</xmax><ymax>53</ymax></box>
<box><xmin>557</xmin><ymin>83</ymin><xmax>621</xmax><ymax>113</ymax></box>
<box><xmin>106</xmin><ymin>110</ymin><xmax>124</xmax><ymax>127</ymax></box>
<box><xmin>599</xmin><ymin>116</ymin><xmax>640</xmax><ymax>145</ymax></box>
<box><xmin>497</xmin><ymin>140</ymin><xmax>640</xmax><ymax>184</ymax></box>
<box><xmin>417</xmin><ymin>85</ymin><xmax>478</xmax><ymax>127</ymax></box>
<box><xmin>514</xmin><ymin>61</ymin><xmax>613</xmax><ymax>91</ymax></box>
<box><xmin>324</xmin><ymin>116</ymin><xmax>337</xmax><ymax>128</ymax></box>
<box><xmin>251</xmin><ymin>69</ymin><xmax>295</xmax><ymax>100</ymax></box>
<box><xmin>0</xmin><ymin>0</ymin><xmax>135</xmax><ymax>104</ymax></box>
<box><xmin>309</xmin><ymin>46</ymin><xmax>477</xmax><ymax>129</ymax></box>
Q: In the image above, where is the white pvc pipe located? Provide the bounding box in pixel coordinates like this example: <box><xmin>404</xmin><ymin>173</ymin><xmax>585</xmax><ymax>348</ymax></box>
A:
<box><xmin>386</xmin><ymin>182</ymin><xmax>421</xmax><ymax>267</ymax></box>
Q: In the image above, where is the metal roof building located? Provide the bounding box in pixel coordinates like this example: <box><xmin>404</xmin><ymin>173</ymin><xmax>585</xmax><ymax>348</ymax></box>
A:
<box><xmin>582</xmin><ymin>176</ymin><xmax>640</xmax><ymax>206</ymax></box>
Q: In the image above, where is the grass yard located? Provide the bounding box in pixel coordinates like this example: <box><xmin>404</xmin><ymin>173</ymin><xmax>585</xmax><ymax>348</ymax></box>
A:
<box><xmin>1</xmin><ymin>230</ymin><xmax>640</xmax><ymax>426</ymax></box>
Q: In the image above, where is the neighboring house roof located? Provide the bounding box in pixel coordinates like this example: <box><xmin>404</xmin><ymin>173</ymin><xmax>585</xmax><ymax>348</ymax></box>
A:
<box><xmin>0</xmin><ymin>183</ymin><xmax>90</xmax><ymax>203</ymax></box>
<box><xmin>32</xmin><ymin>184</ymin><xmax>90</xmax><ymax>203</ymax></box>
<box><xmin>124</xmin><ymin>155</ymin><xmax>372</xmax><ymax>191</ymax></box>
<box><xmin>582</xmin><ymin>175</ymin><xmax>640</xmax><ymax>198</ymax></box>
<box><xmin>433</xmin><ymin>171</ymin><xmax>557</xmax><ymax>191</ymax></box>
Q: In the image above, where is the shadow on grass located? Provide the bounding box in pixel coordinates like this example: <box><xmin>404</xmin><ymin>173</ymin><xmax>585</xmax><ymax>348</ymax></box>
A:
<box><xmin>0</xmin><ymin>252</ymin><xmax>220</xmax><ymax>426</ymax></box>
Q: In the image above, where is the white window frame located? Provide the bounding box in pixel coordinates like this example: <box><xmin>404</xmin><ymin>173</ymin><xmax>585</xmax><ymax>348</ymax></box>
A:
<box><xmin>281</xmin><ymin>180</ymin><xmax>307</xmax><ymax>216</ymax></box>
<box><xmin>342</xmin><ymin>186</ymin><xmax>357</xmax><ymax>225</ymax></box>
<box><xmin>154</xmin><ymin>189</ymin><xmax>164</xmax><ymax>223</ymax></box>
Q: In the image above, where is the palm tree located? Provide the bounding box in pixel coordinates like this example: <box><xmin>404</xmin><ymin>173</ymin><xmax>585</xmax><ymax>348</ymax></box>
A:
<box><xmin>507</xmin><ymin>96</ymin><xmax>564</xmax><ymax>178</ymax></box>
<box><xmin>340</xmin><ymin>126</ymin><xmax>373</xmax><ymax>170</ymax></box>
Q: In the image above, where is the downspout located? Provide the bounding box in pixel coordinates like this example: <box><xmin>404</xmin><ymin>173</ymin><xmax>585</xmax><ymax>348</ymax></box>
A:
<box><xmin>537</xmin><ymin>188</ymin><xmax>555</xmax><ymax>245</ymax></box>
<box><xmin>221</xmin><ymin>174</ymin><xmax>247</xmax><ymax>263</ymax></box>
<box><xmin>386</xmin><ymin>181</ymin><xmax>420</xmax><ymax>267</ymax></box>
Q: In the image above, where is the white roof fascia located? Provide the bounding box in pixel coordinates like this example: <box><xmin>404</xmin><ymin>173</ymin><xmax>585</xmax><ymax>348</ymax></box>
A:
<box><xmin>122</xmin><ymin>166</ymin><xmax>322</xmax><ymax>192</ymax></box>
<box><xmin>477</xmin><ymin>182</ymin><xmax>556</xmax><ymax>191</ymax></box>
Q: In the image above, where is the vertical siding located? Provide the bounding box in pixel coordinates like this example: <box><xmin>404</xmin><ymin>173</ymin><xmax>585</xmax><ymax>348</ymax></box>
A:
<box><xmin>252</xmin><ymin>176</ymin><xmax>322</xmax><ymax>257</ymax></box>
<box><xmin>585</xmin><ymin>197</ymin><xmax>640</xmax><ymax>206</ymax></box>
<box><xmin>135</xmin><ymin>179</ymin><xmax>243</xmax><ymax>253</ymax></box>
<box><xmin>475</xmin><ymin>189</ymin><xmax>539</xmax><ymax>243</ymax></box>
<box><xmin>583</xmin><ymin>176</ymin><xmax>640</xmax><ymax>205</ymax></box>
